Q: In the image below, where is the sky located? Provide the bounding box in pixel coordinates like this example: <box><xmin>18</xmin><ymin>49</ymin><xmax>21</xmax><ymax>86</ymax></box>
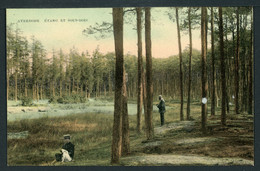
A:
<box><xmin>6</xmin><ymin>8</ymin><xmax>202</xmax><ymax>58</ymax></box>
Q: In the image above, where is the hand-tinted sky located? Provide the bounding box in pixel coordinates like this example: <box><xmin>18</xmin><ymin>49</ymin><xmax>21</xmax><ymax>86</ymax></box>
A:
<box><xmin>7</xmin><ymin>8</ymin><xmax>202</xmax><ymax>58</ymax></box>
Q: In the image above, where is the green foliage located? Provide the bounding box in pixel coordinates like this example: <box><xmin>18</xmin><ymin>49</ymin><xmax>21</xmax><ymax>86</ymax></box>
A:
<box><xmin>48</xmin><ymin>96</ymin><xmax>58</xmax><ymax>104</ymax></box>
<box><xmin>50</xmin><ymin>95</ymin><xmax>86</xmax><ymax>104</ymax></box>
<box><xmin>21</xmin><ymin>96</ymin><xmax>33</xmax><ymax>106</ymax></box>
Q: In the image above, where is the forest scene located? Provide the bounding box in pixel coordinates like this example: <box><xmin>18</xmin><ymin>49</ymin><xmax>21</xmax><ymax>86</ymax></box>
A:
<box><xmin>7</xmin><ymin>7</ymin><xmax>254</xmax><ymax>166</ymax></box>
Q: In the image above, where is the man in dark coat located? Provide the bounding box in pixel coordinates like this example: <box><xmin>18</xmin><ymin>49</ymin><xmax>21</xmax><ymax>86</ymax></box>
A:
<box><xmin>55</xmin><ymin>134</ymin><xmax>75</xmax><ymax>162</ymax></box>
<box><xmin>156</xmin><ymin>95</ymin><xmax>166</xmax><ymax>126</ymax></box>
<box><xmin>62</xmin><ymin>134</ymin><xmax>74</xmax><ymax>159</ymax></box>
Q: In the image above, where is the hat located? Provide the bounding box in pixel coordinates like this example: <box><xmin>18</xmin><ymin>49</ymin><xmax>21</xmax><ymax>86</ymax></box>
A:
<box><xmin>63</xmin><ymin>134</ymin><xmax>71</xmax><ymax>140</ymax></box>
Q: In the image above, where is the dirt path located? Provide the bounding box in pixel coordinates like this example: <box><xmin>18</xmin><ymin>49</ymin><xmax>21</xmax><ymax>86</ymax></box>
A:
<box><xmin>121</xmin><ymin>154</ymin><xmax>253</xmax><ymax>166</ymax></box>
<box><xmin>121</xmin><ymin>119</ymin><xmax>254</xmax><ymax>166</ymax></box>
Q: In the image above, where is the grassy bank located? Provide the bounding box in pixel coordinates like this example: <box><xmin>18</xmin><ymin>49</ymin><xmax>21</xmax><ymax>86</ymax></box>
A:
<box><xmin>8</xmin><ymin>101</ymin><xmax>253</xmax><ymax>166</ymax></box>
<box><xmin>7</xmin><ymin>101</ymin><xmax>187</xmax><ymax>166</ymax></box>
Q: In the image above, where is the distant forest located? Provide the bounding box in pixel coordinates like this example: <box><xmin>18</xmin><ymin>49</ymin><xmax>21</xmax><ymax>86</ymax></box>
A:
<box><xmin>6</xmin><ymin>7</ymin><xmax>253</xmax><ymax>116</ymax></box>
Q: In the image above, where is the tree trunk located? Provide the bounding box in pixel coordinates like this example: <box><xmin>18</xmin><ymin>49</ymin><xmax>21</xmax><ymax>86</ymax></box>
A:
<box><xmin>36</xmin><ymin>83</ymin><xmax>39</xmax><ymax>102</ymax></box>
<box><xmin>15</xmin><ymin>71</ymin><xmax>18</xmax><ymax>102</ymax></box>
<box><xmin>121</xmin><ymin>66</ymin><xmax>130</xmax><ymax>156</ymax></box>
<box><xmin>52</xmin><ymin>81</ymin><xmax>55</xmax><ymax>97</ymax></box>
<box><xmin>210</xmin><ymin>7</ymin><xmax>216</xmax><ymax>116</ymax></box>
<box><xmin>40</xmin><ymin>85</ymin><xmax>43</xmax><ymax>100</ymax></box>
<box><xmin>136</xmin><ymin>7</ymin><xmax>143</xmax><ymax>133</ymax></box>
<box><xmin>72</xmin><ymin>77</ymin><xmax>75</xmax><ymax>94</ymax></box>
<box><xmin>33</xmin><ymin>84</ymin><xmax>35</xmax><ymax>100</ymax></box>
<box><xmin>248</xmin><ymin>8</ymin><xmax>253</xmax><ymax>115</ymax></box>
<box><xmin>145</xmin><ymin>7</ymin><xmax>154</xmax><ymax>140</ymax></box>
<box><xmin>142</xmin><ymin>69</ymin><xmax>148</xmax><ymax>136</ymax></box>
<box><xmin>104</xmin><ymin>83</ymin><xmax>107</xmax><ymax>96</ymax></box>
<box><xmin>235</xmin><ymin>7</ymin><xmax>240</xmax><ymax>114</ymax></box>
<box><xmin>225</xmin><ymin>16</ymin><xmax>230</xmax><ymax>114</ymax></box>
<box><xmin>187</xmin><ymin>7</ymin><xmax>192</xmax><ymax>120</ymax></box>
<box><xmin>111</xmin><ymin>7</ymin><xmax>124</xmax><ymax>164</ymax></box>
<box><xmin>69</xmin><ymin>80</ymin><xmax>71</xmax><ymax>96</ymax></box>
<box><xmin>7</xmin><ymin>71</ymin><xmax>9</xmax><ymax>100</ymax></box>
<box><xmin>219</xmin><ymin>7</ymin><xmax>226</xmax><ymax>126</ymax></box>
<box><xmin>109</xmin><ymin>72</ymin><xmax>112</xmax><ymax>95</ymax></box>
<box><xmin>176</xmin><ymin>7</ymin><xmax>184</xmax><ymax>121</ymax></box>
<box><xmin>201</xmin><ymin>7</ymin><xmax>208</xmax><ymax>133</ymax></box>
<box><xmin>60</xmin><ymin>80</ymin><xmax>62</xmax><ymax>97</ymax></box>
<box><xmin>24</xmin><ymin>79</ymin><xmax>27</xmax><ymax>97</ymax></box>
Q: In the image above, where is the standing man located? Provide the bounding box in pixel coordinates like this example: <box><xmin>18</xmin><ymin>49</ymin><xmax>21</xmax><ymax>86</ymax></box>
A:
<box><xmin>156</xmin><ymin>95</ymin><xmax>166</xmax><ymax>126</ymax></box>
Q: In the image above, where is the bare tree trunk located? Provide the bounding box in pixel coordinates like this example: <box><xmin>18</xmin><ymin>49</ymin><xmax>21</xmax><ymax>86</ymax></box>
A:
<box><xmin>36</xmin><ymin>83</ymin><xmax>39</xmax><ymax>102</ymax></box>
<box><xmin>111</xmin><ymin>7</ymin><xmax>124</xmax><ymax>164</ymax></box>
<box><xmin>235</xmin><ymin>7</ymin><xmax>240</xmax><ymax>114</ymax></box>
<box><xmin>72</xmin><ymin>77</ymin><xmax>75</xmax><ymax>94</ymax></box>
<box><xmin>201</xmin><ymin>7</ymin><xmax>208</xmax><ymax>133</ymax></box>
<box><xmin>187</xmin><ymin>7</ymin><xmax>192</xmax><ymax>120</ymax></box>
<box><xmin>33</xmin><ymin>84</ymin><xmax>35</xmax><ymax>100</ymax></box>
<box><xmin>15</xmin><ymin>72</ymin><xmax>18</xmax><ymax>102</ymax></box>
<box><xmin>143</xmin><ymin>70</ymin><xmax>148</xmax><ymax>135</ymax></box>
<box><xmin>219</xmin><ymin>7</ymin><xmax>226</xmax><ymax>126</ymax></box>
<box><xmin>248</xmin><ymin>8</ymin><xmax>253</xmax><ymax>115</ymax></box>
<box><xmin>68</xmin><ymin>80</ymin><xmax>71</xmax><ymax>96</ymax></box>
<box><xmin>136</xmin><ymin>7</ymin><xmax>143</xmax><ymax>133</ymax></box>
<box><xmin>40</xmin><ymin>85</ymin><xmax>43</xmax><ymax>100</ymax></box>
<box><xmin>145</xmin><ymin>7</ymin><xmax>154</xmax><ymax>140</ymax></box>
<box><xmin>60</xmin><ymin>80</ymin><xmax>62</xmax><ymax>97</ymax></box>
<box><xmin>108</xmin><ymin>72</ymin><xmax>111</xmax><ymax>95</ymax></box>
<box><xmin>24</xmin><ymin>78</ymin><xmax>27</xmax><ymax>97</ymax></box>
<box><xmin>52</xmin><ymin>81</ymin><xmax>55</xmax><ymax>97</ymax></box>
<box><xmin>225</xmin><ymin>17</ymin><xmax>230</xmax><ymax>114</ymax></box>
<box><xmin>176</xmin><ymin>7</ymin><xmax>184</xmax><ymax>121</ymax></box>
<box><xmin>211</xmin><ymin>7</ymin><xmax>216</xmax><ymax>116</ymax></box>
<box><xmin>121</xmin><ymin>66</ymin><xmax>130</xmax><ymax>156</ymax></box>
<box><xmin>7</xmin><ymin>71</ymin><xmax>9</xmax><ymax>100</ymax></box>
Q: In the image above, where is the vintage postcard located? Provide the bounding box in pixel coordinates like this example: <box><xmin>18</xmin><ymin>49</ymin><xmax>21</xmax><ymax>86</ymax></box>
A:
<box><xmin>6</xmin><ymin>7</ymin><xmax>254</xmax><ymax>166</ymax></box>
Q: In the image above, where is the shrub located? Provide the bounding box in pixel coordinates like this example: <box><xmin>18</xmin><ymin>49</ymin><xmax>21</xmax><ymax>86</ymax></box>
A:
<box><xmin>48</xmin><ymin>96</ymin><xmax>58</xmax><ymax>104</ymax></box>
<box><xmin>50</xmin><ymin>95</ymin><xmax>86</xmax><ymax>104</ymax></box>
<box><xmin>57</xmin><ymin>97</ymin><xmax>64</xmax><ymax>104</ymax></box>
<box><xmin>21</xmin><ymin>97</ymin><xmax>33</xmax><ymax>106</ymax></box>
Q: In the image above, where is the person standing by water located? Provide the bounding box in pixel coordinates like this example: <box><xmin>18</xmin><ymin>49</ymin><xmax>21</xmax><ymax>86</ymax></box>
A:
<box><xmin>156</xmin><ymin>95</ymin><xmax>166</xmax><ymax>126</ymax></box>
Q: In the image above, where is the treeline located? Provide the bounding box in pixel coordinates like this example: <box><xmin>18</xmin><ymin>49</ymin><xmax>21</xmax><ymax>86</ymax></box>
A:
<box><xmin>7</xmin><ymin>6</ymin><xmax>253</xmax><ymax>112</ymax></box>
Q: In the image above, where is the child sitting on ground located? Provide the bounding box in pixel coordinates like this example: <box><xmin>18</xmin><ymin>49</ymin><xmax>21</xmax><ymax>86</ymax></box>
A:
<box><xmin>55</xmin><ymin>134</ymin><xmax>75</xmax><ymax>162</ymax></box>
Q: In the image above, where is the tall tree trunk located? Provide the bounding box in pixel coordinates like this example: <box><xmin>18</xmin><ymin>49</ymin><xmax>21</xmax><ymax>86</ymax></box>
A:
<box><xmin>176</xmin><ymin>7</ymin><xmax>184</xmax><ymax>121</ymax></box>
<box><xmin>142</xmin><ymin>69</ymin><xmax>148</xmax><ymax>136</ymax></box>
<box><xmin>40</xmin><ymin>85</ymin><xmax>43</xmax><ymax>100</ymax></box>
<box><xmin>136</xmin><ymin>7</ymin><xmax>143</xmax><ymax>133</ymax></box>
<box><xmin>24</xmin><ymin>79</ymin><xmax>27</xmax><ymax>97</ymax></box>
<box><xmin>187</xmin><ymin>7</ymin><xmax>192</xmax><ymax>120</ymax></box>
<box><xmin>60</xmin><ymin>80</ymin><xmax>62</xmax><ymax>97</ymax></box>
<box><xmin>33</xmin><ymin>84</ymin><xmax>35</xmax><ymax>100</ymax></box>
<box><xmin>219</xmin><ymin>7</ymin><xmax>226</xmax><ymax>126</ymax></box>
<box><xmin>109</xmin><ymin>72</ymin><xmax>112</xmax><ymax>95</ymax></box>
<box><xmin>68</xmin><ymin>80</ymin><xmax>71</xmax><ymax>96</ymax></box>
<box><xmin>201</xmin><ymin>7</ymin><xmax>208</xmax><ymax>133</ymax></box>
<box><xmin>145</xmin><ymin>7</ymin><xmax>154</xmax><ymax>140</ymax></box>
<box><xmin>111</xmin><ymin>7</ymin><xmax>124</xmax><ymax>164</ymax></box>
<box><xmin>36</xmin><ymin>83</ymin><xmax>39</xmax><ymax>102</ymax></box>
<box><xmin>7</xmin><ymin>71</ymin><xmax>9</xmax><ymax>100</ymax></box>
<box><xmin>235</xmin><ymin>7</ymin><xmax>240</xmax><ymax>114</ymax></box>
<box><xmin>248</xmin><ymin>8</ymin><xmax>253</xmax><ymax>115</ymax></box>
<box><xmin>15</xmin><ymin>71</ymin><xmax>18</xmax><ymax>102</ymax></box>
<box><xmin>121</xmin><ymin>66</ymin><xmax>130</xmax><ymax>156</ymax></box>
<box><xmin>52</xmin><ymin>81</ymin><xmax>55</xmax><ymax>97</ymax></box>
<box><xmin>210</xmin><ymin>7</ymin><xmax>216</xmax><ymax>116</ymax></box>
<box><xmin>225</xmin><ymin>16</ymin><xmax>230</xmax><ymax>114</ymax></box>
